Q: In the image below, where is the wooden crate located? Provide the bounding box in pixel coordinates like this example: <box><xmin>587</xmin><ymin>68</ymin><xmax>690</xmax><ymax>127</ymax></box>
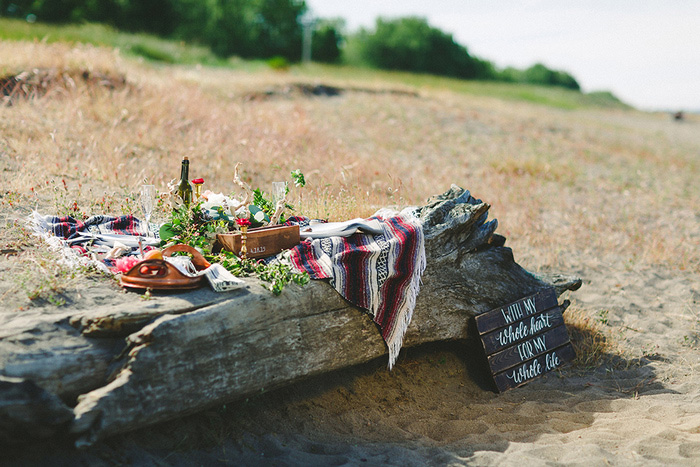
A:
<box><xmin>216</xmin><ymin>224</ymin><xmax>300</xmax><ymax>259</ymax></box>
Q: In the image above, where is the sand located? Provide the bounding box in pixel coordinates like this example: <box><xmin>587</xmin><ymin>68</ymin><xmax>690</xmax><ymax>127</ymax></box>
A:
<box><xmin>4</xmin><ymin>256</ymin><xmax>700</xmax><ymax>466</ymax></box>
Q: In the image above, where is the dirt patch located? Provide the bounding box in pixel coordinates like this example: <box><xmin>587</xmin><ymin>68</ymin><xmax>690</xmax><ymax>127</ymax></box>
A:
<box><xmin>0</xmin><ymin>68</ymin><xmax>127</xmax><ymax>105</ymax></box>
<box><xmin>244</xmin><ymin>82</ymin><xmax>420</xmax><ymax>101</ymax></box>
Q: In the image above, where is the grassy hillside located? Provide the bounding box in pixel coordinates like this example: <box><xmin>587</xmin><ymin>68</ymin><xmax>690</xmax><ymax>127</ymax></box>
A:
<box><xmin>0</xmin><ymin>18</ymin><xmax>629</xmax><ymax>110</ymax></box>
<box><xmin>0</xmin><ymin>17</ymin><xmax>225</xmax><ymax>65</ymax></box>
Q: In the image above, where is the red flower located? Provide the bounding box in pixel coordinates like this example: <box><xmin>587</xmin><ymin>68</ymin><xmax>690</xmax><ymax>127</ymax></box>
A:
<box><xmin>236</xmin><ymin>218</ymin><xmax>251</xmax><ymax>227</ymax></box>
<box><xmin>191</xmin><ymin>178</ymin><xmax>204</xmax><ymax>185</ymax></box>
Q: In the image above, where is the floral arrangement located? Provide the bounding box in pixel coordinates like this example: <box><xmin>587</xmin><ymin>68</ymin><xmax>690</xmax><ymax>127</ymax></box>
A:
<box><xmin>157</xmin><ymin>165</ymin><xmax>308</xmax><ymax>295</ymax></box>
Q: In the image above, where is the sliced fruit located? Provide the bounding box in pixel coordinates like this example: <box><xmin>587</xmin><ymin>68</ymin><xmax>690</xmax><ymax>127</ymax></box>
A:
<box><xmin>143</xmin><ymin>249</ymin><xmax>163</xmax><ymax>260</ymax></box>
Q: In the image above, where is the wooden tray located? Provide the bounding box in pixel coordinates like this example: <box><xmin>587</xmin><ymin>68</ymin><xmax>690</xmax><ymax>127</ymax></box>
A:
<box><xmin>119</xmin><ymin>244</ymin><xmax>210</xmax><ymax>291</ymax></box>
<box><xmin>217</xmin><ymin>224</ymin><xmax>300</xmax><ymax>259</ymax></box>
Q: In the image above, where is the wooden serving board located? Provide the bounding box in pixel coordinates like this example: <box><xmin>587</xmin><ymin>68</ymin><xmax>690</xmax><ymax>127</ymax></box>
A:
<box><xmin>474</xmin><ymin>287</ymin><xmax>576</xmax><ymax>392</ymax></box>
<box><xmin>216</xmin><ymin>224</ymin><xmax>300</xmax><ymax>259</ymax></box>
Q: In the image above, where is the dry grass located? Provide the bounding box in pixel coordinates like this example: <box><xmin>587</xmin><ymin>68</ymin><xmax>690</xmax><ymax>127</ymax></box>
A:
<box><xmin>1</xmin><ymin>41</ymin><xmax>699</xmax><ymax>310</ymax></box>
<box><xmin>563</xmin><ymin>304</ymin><xmax>617</xmax><ymax>370</ymax></box>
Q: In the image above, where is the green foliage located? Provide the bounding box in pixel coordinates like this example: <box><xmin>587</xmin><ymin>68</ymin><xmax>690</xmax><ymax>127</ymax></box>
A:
<box><xmin>159</xmin><ymin>202</ymin><xmax>227</xmax><ymax>251</ymax></box>
<box><xmin>252</xmin><ymin>0</ymin><xmax>306</xmax><ymax>60</ymax></box>
<box><xmin>0</xmin><ymin>18</ymin><xmax>225</xmax><ymax>66</ymax></box>
<box><xmin>312</xmin><ymin>21</ymin><xmax>342</xmax><ymax>63</ymax></box>
<box><xmin>267</xmin><ymin>56</ymin><xmax>290</xmax><ymax>70</ymax></box>
<box><xmin>129</xmin><ymin>42</ymin><xmax>177</xmax><ymax>63</ymax></box>
<box><xmin>251</xmin><ymin>169</ymin><xmax>304</xmax><ymax>222</ymax></box>
<box><xmin>3</xmin><ymin>0</ymin><xmax>309</xmax><ymax>62</ymax></box>
<box><xmin>351</xmin><ymin>17</ymin><xmax>495</xmax><ymax>80</ymax></box>
<box><xmin>207</xmin><ymin>251</ymin><xmax>309</xmax><ymax>295</ymax></box>
<box><xmin>253</xmin><ymin>189</ymin><xmax>275</xmax><ymax>218</ymax></box>
<box><xmin>156</xmin><ymin>172</ymin><xmax>310</xmax><ymax>295</ymax></box>
<box><xmin>158</xmin><ymin>202</ymin><xmax>309</xmax><ymax>295</ymax></box>
<box><xmin>290</xmin><ymin>169</ymin><xmax>306</xmax><ymax>187</ymax></box>
<box><xmin>1</xmin><ymin>4</ymin><xmax>594</xmax><ymax>98</ymax></box>
<box><xmin>254</xmin><ymin>259</ymin><xmax>310</xmax><ymax>295</ymax></box>
<box><xmin>499</xmin><ymin>63</ymin><xmax>580</xmax><ymax>90</ymax></box>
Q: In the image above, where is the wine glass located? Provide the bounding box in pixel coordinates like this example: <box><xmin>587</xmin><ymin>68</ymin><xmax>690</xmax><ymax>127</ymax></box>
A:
<box><xmin>140</xmin><ymin>184</ymin><xmax>156</xmax><ymax>236</ymax></box>
<box><xmin>272</xmin><ymin>181</ymin><xmax>287</xmax><ymax>207</ymax></box>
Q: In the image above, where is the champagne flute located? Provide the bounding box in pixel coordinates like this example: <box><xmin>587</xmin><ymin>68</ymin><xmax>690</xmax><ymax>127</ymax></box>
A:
<box><xmin>272</xmin><ymin>181</ymin><xmax>287</xmax><ymax>207</ymax></box>
<box><xmin>140</xmin><ymin>184</ymin><xmax>156</xmax><ymax>236</ymax></box>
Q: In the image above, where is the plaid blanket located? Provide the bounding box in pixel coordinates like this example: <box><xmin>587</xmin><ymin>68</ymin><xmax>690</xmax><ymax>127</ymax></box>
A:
<box><xmin>43</xmin><ymin>214</ymin><xmax>142</xmax><ymax>239</ymax></box>
<box><xmin>32</xmin><ymin>213</ymin><xmax>159</xmax><ymax>249</ymax></box>
<box><xmin>286</xmin><ymin>209</ymin><xmax>426</xmax><ymax>369</ymax></box>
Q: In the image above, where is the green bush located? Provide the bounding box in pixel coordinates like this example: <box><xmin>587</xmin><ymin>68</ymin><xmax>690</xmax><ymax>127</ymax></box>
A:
<box><xmin>267</xmin><ymin>55</ymin><xmax>290</xmax><ymax>70</ymax></box>
<box><xmin>2</xmin><ymin>0</ymin><xmax>309</xmax><ymax>61</ymax></box>
<box><xmin>499</xmin><ymin>63</ymin><xmax>580</xmax><ymax>90</ymax></box>
<box><xmin>312</xmin><ymin>21</ymin><xmax>341</xmax><ymax>63</ymax></box>
<box><xmin>129</xmin><ymin>43</ymin><xmax>176</xmax><ymax>63</ymax></box>
<box><xmin>352</xmin><ymin>17</ymin><xmax>495</xmax><ymax>80</ymax></box>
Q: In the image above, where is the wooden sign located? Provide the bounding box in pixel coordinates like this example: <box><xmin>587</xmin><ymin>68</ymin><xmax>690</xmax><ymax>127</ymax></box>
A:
<box><xmin>474</xmin><ymin>288</ymin><xmax>575</xmax><ymax>392</ymax></box>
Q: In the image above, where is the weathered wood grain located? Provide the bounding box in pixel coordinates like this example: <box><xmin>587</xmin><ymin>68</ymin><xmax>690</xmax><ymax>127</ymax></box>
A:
<box><xmin>0</xmin><ymin>376</ymin><xmax>74</xmax><ymax>443</ymax></box>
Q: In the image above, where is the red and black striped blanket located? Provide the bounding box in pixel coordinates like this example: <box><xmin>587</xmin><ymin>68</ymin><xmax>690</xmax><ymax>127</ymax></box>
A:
<box><xmin>286</xmin><ymin>210</ymin><xmax>426</xmax><ymax>369</ymax></box>
<box><xmin>43</xmin><ymin>214</ymin><xmax>142</xmax><ymax>239</ymax></box>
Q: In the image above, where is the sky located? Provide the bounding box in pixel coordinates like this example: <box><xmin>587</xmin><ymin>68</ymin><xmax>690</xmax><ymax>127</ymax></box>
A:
<box><xmin>304</xmin><ymin>0</ymin><xmax>700</xmax><ymax>111</ymax></box>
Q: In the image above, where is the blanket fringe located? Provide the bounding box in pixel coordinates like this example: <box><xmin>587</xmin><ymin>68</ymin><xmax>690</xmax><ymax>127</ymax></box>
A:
<box><xmin>385</xmin><ymin>211</ymin><xmax>426</xmax><ymax>369</ymax></box>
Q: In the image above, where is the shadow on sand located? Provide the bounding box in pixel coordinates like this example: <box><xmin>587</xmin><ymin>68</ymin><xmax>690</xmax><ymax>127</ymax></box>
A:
<box><xmin>6</xmin><ymin>322</ymin><xmax>672</xmax><ymax>466</ymax></box>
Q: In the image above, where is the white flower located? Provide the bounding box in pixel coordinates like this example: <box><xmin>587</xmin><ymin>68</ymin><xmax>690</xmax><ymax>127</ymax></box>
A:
<box><xmin>201</xmin><ymin>192</ymin><xmax>240</xmax><ymax>218</ymax></box>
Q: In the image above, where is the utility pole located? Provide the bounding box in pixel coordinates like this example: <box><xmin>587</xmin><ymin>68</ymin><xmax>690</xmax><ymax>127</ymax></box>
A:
<box><xmin>300</xmin><ymin>13</ymin><xmax>315</xmax><ymax>63</ymax></box>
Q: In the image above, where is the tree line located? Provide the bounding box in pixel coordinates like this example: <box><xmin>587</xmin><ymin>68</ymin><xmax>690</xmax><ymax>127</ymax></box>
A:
<box><xmin>1</xmin><ymin>0</ymin><xmax>580</xmax><ymax>90</ymax></box>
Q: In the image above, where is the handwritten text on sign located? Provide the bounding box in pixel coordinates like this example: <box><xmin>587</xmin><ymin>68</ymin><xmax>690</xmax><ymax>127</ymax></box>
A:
<box><xmin>475</xmin><ymin>288</ymin><xmax>558</xmax><ymax>335</ymax></box>
<box><xmin>492</xmin><ymin>345</ymin><xmax>576</xmax><ymax>391</ymax></box>
<box><xmin>480</xmin><ymin>309</ymin><xmax>564</xmax><ymax>355</ymax></box>
<box><xmin>486</xmin><ymin>325</ymin><xmax>570</xmax><ymax>374</ymax></box>
<box><xmin>474</xmin><ymin>288</ymin><xmax>576</xmax><ymax>392</ymax></box>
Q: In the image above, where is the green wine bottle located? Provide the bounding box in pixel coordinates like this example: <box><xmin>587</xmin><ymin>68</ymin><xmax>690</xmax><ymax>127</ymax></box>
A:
<box><xmin>177</xmin><ymin>156</ymin><xmax>193</xmax><ymax>207</ymax></box>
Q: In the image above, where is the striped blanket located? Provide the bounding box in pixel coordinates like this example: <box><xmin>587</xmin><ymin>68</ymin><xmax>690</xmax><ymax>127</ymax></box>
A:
<box><xmin>286</xmin><ymin>209</ymin><xmax>426</xmax><ymax>369</ymax></box>
<box><xmin>27</xmin><ymin>212</ymin><xmax>146</xmax><ymax>272</ymax></box>
<box><xmin>31</xmin><ymin>213</ymin><xmax>160</xmax><ymax>249</ymax></box>
<box><xmin>42</xmin><ymin>214</ymin><xmax>143</xmax><ymax>239</ymax></box>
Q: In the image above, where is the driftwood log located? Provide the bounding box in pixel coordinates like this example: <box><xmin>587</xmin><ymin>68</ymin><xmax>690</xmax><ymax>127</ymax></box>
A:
<box><xmin>0</xmin><ymin>186</ymin><xmax>581</xmax><ymax>446</ymax></box>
